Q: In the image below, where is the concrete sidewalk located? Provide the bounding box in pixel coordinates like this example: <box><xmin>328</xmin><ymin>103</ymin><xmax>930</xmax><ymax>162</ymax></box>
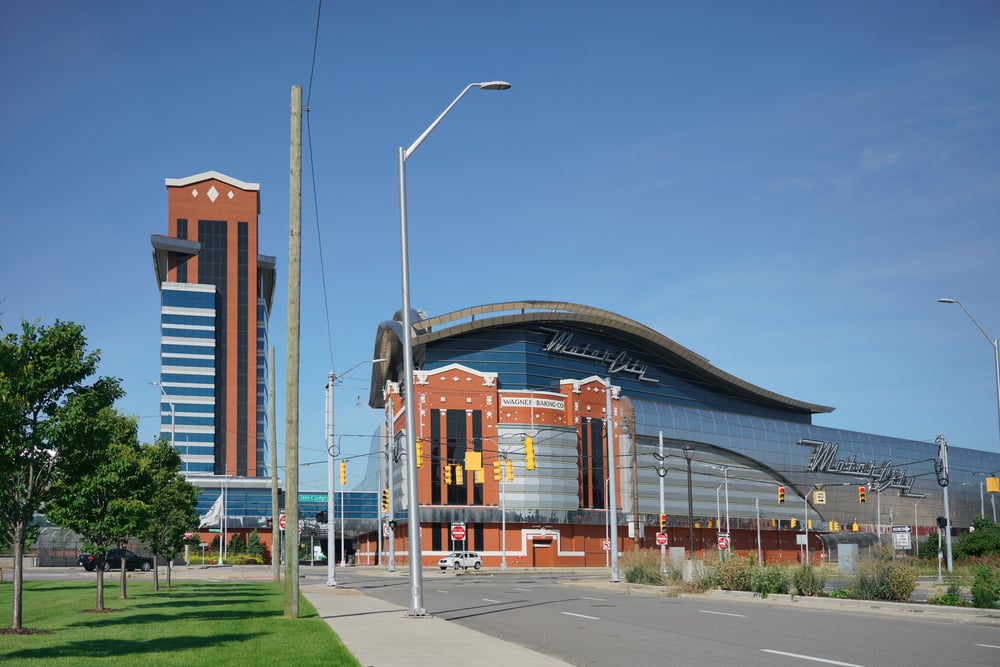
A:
<box><xmin>301</xmin><ymin>582</ymin><xmax>572</xmax><ymax>667</ymax></box>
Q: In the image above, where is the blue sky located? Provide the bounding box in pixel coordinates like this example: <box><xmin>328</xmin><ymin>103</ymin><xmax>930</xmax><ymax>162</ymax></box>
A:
<box><xmin>2</xmin><ymin>2</ymin><xmax>999</xmax><ymax>491</ymax></box>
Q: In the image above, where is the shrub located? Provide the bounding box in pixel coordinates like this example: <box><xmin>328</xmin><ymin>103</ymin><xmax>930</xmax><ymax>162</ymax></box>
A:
<box><xmin>622</xmin><ymin>552</ymin><xmax>667</xmax><ymax>586</ymax></box>
<box><xmin>792</xmin><ymin>565</ymin><xmax>825</xmax><ymax>597</ymax></box>
<box><xmin>854</xmin><ymin>558</ymin><xmax>917</xmax><ymax>601</ymax></box>
<box><xmin>717</xmin><ymin>555</ymin><xmax>754</xmax><ymax>591</ymax></box>
<box><xmin>928</xmin><ymin>584</ymin><xmax>966</xmax><ymax>607</ymax></box>
<box><xmin>228</xmin><ymin>532</ymin><xmax>246</xmax><ymax>555</ymax></box>
<box><xmin>751</xmin><ymin>565</ymin><xmax>789</xmax><ymax>598</ymax></box>
<box><xmin>971</xmin><ymin>565</ymin><xmax>999</xmax><ymax>609</ymax></box>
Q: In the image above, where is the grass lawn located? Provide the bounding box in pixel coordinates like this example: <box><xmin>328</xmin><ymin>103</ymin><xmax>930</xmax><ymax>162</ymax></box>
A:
<box><xmin>0</xmin><ymin>579</ymin><xmax>360</xmax><ymax>666</ymax></box>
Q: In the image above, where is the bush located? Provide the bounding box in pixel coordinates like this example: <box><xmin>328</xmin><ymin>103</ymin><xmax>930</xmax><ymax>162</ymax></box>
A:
<box><xmin>971</xmin><ymin>565</ymin><xmax>999</xmax><ymax>609</ymax></box>
<box><xmin>928</xmin><ymin>584</ymin><xmax>967</xmax><ymax>607</ymax></box>
<box><xmin>751</xmin><ymin>566</ymin><xmax>789</xmax><ymax>597</ymax></box>
<box><xmin>854</xmin><ymin>558</ymin><xmax>917</xmax><ymax>601</ymax></box>
<box><xmin>622</xmin><ymin>552</ymin><xmax>667</xmax><ymax>586</ymax></box>
<box><xmin>717</xmin><ymin>555</ymin><xmax>754</xmax><ymax>591</ymax></box>
<box><xmin>792</xmin><ymin>565</ymin><xmax>825</xmax><ymax>597</ymax></box>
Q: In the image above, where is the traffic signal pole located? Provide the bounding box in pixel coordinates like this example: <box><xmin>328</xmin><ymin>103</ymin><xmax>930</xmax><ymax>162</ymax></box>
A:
<box><xmin>658</xmin><ymin>432</ymin><xmax>666</xmax><ymax>574</ymax></box>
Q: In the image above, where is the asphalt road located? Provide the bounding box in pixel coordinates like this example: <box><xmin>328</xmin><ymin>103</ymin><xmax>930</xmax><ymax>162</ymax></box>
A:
<box><xmin>334</xmin><ymin>569</ymin><xmax>1000</xmax><ymax>667</ymax></box>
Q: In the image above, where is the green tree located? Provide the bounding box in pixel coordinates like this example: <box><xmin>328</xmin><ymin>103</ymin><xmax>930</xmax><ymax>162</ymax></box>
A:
<box><xmin>45</xmin><ymin>414</ymin><xmax>145</xmax><ymax>610</ymax></box>
<box><xmin>135</xmin><ymin>440</ymin><xmax>200</xmax><ymax>591</ymax></box>
<box><xmin>0</xmin><ymin>320</ymin><xmax>122</xmax><ymax>630</ymax></box>
<box><xmin>246</xmin><ymin>529</ymin><xmax>264</xmax><ymax>560</ymax></box>
<box><xmin>229</xmin><ymin>532</ymin><xmax>246</xmax><ymax>556</ymax></box>
<box><xmin>953</xmin><ymin>517</ymin><xmax>1000</xmax><ymax>559</ymax></box>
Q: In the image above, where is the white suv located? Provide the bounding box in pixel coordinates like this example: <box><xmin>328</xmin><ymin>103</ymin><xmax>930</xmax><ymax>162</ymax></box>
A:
<box><xmin>438</xmin><ymin>552</ymin><xmax>483</xmax><ymax>571</ymax></box>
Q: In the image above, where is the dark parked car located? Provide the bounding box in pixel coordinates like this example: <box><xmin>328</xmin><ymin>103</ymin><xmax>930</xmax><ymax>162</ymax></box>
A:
<box><xmin>79</xmin><ymin>548</ymin><xmax>153</xmax><ymax>572</ymax></box>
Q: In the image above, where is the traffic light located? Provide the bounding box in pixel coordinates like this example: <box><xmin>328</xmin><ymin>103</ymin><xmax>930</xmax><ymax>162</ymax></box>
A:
<box><xmin>444</xmin><ymin>464</ymin><xmax>453</xmax><ymax>485</ymax></box>
<box><xmin>315</xmin><ymin>511</ymin><xmax>327</xmax><ymax>524</ymax></box>
<box><xmin>777</xmin><ymin>486</ymin><xmax>785</xmax><ymax>504</ymax></box>
<box><xmin>659</xmin><ymin>513</ymin><xmax>667</xmax><ymax>531</ymax></box>
<box><xmin>525</xmin><ymin>436</ymin><xmax>535</xmax><ymax>470</ymax></box>
<box><xmin>936</xmin><ymin>515</ymin><xmax>948</xmax><ymax>529</ymax></box>
<box><xmin>790</xmin><ymin>516</ymin><xmax>797</xmax><ymax>528</ymax></box>
<box><xmin>416</xmin><ymin>439</ymin><xmax>423</xmax><ymax>467</ymax></box>
<box><xmin>987</xmin><ymin>476</ymin><xmax>999</xmax><ymax>493</ymax></box>
<box><xmin>858</xmin><ymin>486</ymin><xmax>866</xmax><ymax>504</ymax></box>
<box><xmin>455</xmin><ymin>464</ymin><xmax>464</xmax><ymax>485</ymax></box>
<box><xmin>493</xmin><ymin>460</ymin><xmax>502</xmax><ymax>481</ymax></box>
<box><xmin>506</xmin><ymin>459</ymin><xmax>514</xmax><ymax>482</ymax></box>
<box><xmin>381</xmin><ymin>489</ymin><xmax>389</xmax><ymax>512</ymax></box>
<box><xmin>340</xmin><ymin>460</ymin><xmax>347</xmax><ymax>486</ymax></box>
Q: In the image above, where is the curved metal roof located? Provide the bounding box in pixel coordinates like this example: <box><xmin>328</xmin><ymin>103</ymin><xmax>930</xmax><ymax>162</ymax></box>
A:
<box><xmin>369</xmin><ymin>300</ymin><xmax>834</xmax><ymax>415</ymax></box>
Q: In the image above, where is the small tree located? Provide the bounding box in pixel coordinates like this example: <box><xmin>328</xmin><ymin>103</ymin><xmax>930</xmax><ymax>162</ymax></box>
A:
<box><xmin>229</xmin><ymin>532</ymin><xmax>246</xmax><ymax>556</ymax></box>
<box><xmin>46</xmin><ymin>414</ymin><xmax>146</xmax><ymax>609</ymax></box>
<box><xmin>0</xmin><ymin>320</ymin><xmax>122</xmax><ymax>629</ymax></box>
<box><xmin>135</xmin><ymin>440</ymin><xmax>199</xmax><ymax>591</ymax></box>
<box><xmin>246</xmin><ymin>529</ymin><xmax>264</xmax><ymax>560</ymax></box>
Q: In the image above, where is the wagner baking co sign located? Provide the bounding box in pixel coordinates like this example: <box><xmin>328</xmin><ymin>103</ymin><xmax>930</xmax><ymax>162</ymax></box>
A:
<box><xmin>500</xmin><ymin>396</ymin><xmax>566</xmax><ymax>411</ymax></box>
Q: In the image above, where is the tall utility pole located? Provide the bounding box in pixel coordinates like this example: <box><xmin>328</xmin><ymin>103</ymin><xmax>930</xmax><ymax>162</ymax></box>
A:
<box><xmin>270</xmin><ymin>347</ymin><xmax>279</xmax><ymax>582</ymax></box>
<box><xmin>284</xmin><ymin>84</ymin><xmax>302</xmax><ymax>617</ymax></box>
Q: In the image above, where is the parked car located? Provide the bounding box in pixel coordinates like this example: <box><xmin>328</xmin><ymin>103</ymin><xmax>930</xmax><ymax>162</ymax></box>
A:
<box><xmin>438</xmin><ymin>552</ymin><xmax>482</xmax><ymax>571</ymax></box>
<box><xmin>79</xmin><ymin>548</ymin><xmax>154</xmax><ymax>572</ymax></box>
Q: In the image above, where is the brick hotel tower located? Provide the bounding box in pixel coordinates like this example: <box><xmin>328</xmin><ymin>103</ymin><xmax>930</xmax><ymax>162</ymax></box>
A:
<box><xmin>151</xmin><ymin>171</ymin><xmax>276</xmax><ymax>489</ymax></box>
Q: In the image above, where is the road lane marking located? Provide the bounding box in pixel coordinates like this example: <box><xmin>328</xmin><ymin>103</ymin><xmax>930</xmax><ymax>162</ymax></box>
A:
<box><xmin>698</xmin><ymin>609</ymin><xmax>746</xmax><ymax>618</ymax></box>
<box><xmin>977</xmin><ymin>644</ymin><xmax>1000</xmax><ymax>649</ymax></box>
<box><xmin>580</xmin><ymin>596</ymin><xmax>606</xmax><ymax>601</ymax></box>
<box><xmin>435</xmin><ymin>590</ymin><xmax>449</xmax><ymax>593</ymax></box>
<box><xmin>514</xmin><ymin>587</ymin><xmax>532</xmax><ymax>592</ymax></box>
<box><xmin>482</xmin><ymin>598</ymin><xmax>502</xmax><ymax>603</ymax></box>
<box><xmin>561</xmin><ymin>611</ymin><xmax>599</xmax><ymax>620</ymax></box>
<box><xmin>761</xmin><ymin>649</ymin><xmax>865</xmax><ymax>666</ymax></box>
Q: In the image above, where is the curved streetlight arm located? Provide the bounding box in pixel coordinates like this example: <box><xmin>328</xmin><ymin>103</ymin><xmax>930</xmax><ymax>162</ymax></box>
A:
<box><xmin>938</xmin><ymin>297</ymin><xmax>1000</xmax><ymax>449</ymax></box>
<box><xmin>404</xmin><ymin>81</ymin><xmax>511</xmax><ymax>160</ymax></box>
<box><xmin>938</xmin><ymin>298</ymin><xmax>996</xmax><ymax>346</ymax></box>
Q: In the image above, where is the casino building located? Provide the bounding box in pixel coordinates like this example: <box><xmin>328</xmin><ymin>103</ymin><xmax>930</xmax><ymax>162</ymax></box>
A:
<box><xmin>356</xmin><ymin>301</ymin><xmax>1000</xmax><ymax>568</ymax></box>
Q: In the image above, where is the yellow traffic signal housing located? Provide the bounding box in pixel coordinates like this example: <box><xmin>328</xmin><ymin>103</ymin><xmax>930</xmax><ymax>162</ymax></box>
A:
<box><xmin>777</xmin><ymin>486</ymin><xmax>785</xmax><ymax>504</ymax></box>
<box><xmin>339</xmin><ymin>460</ymin><xmax>347</xmax><ymax>486</ymax></box>
<box><xmin>858</xmin><ymin>486</ymin><xmax>867</xmax><ymax>504</ymax></box>
<box><xmin>381</xmin><ymin>489</ymin><xmax>389</xmax><ymax>512</ymax></box>
<box><xmin>659</xmin><ymin>513</ymin><xmax>667</xmax><ymax>531</ymax></box>
<box><xmin>493</xmin><ymin>460</ymin><xmax>502</xmax><ymax>481</ymax></box>
<box><xmin>506</xmin><ymin>459</ymin><xmax>514</xmax><ymax>482</ymax></box>
<box><xmin>987</xmin><ymin>476</ymin><xmax>1000</xmax><ymax>493</ymax></box>
<box><xmin>525</xmin><ymin>436</ymin><xmax>535</xmax><ymax>470</ymax></box>
<box><xmin>790</xmin><ymin>516</ymin><xmax>797</xmax><ymax>528</ymax></box>
<box><xmin>455</xmin><ymin>464</ymin><xmax>464</xmax><ymax>485</ymax></box>
<box><xmin>443</xmin><ymin>464</ymin><xmax>453</xmax><ymax>485</ymax></box>
<box><xmin>416</xmin><ymin>439</ymin><xmax>423</xmax><ymax>467</ymax></box>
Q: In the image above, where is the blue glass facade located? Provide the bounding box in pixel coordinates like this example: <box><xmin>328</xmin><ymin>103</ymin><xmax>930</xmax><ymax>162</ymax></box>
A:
<box><xmin>159</xmin><ymin>283</ymin><xmax>217</xmax><ymax>476</ymax></box>
<box><xmin>377</xmin><ymin>303</ymin><xmax>1000</xmax><ymax>534</ymax></box>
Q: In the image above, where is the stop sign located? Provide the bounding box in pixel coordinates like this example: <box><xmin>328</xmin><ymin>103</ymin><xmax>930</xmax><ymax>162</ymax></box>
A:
<box><xmin>655</xmin><ymin>532</ymin><xmax>668</xmax><ymax>546</ymax></box>
<box><xmin>451</xmin><ymin>524</ymin><xmax>466</xmax><ymax>541</ymax></box>
<box><xmin>279</xmin><ymin>513</ymin><xmax>286</xmax><ymax>531</ymax></box>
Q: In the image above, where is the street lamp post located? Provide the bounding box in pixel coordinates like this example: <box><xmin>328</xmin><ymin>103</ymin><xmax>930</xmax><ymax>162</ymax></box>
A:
<box><xmin>683</xmin><ymin>446</ymin><xmax>695</xmax><ymax>560</ymax></box>
<box><xmin>397</xmin><ymin>81</ymin><xmax>510</xmax><ymax>616</ymax></box>
<box><xmin>325</xmin><ymin>358</ymin><xmax>385</xmax><ymax>587</ymax></box>
<box><xmin>938</xmin><ymin>298</ymin><xmax>1000</xmax><ymax>448</ymax></box>
<box><xmin>150</xmin><ymin>381</ymin><xmax>178</xmax><ymax>471</ymax></box>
